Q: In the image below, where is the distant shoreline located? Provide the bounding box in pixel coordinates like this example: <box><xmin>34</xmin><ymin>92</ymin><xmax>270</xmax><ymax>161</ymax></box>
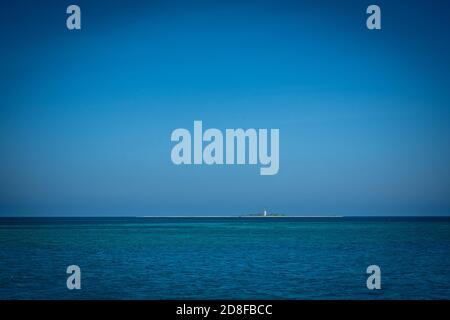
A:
<box><xmin>139</xmin><ymin>215</ymin><xmax>344</xmax><ymax>218</ymax></box>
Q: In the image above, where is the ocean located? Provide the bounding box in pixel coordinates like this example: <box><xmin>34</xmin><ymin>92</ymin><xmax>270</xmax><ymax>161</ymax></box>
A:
<box><xmin>0</xmin><ymin>217</ymin><xmax>449</xmax><ymax>299</ymax></box>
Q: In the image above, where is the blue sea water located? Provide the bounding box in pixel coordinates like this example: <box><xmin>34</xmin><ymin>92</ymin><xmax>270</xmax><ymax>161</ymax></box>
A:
<box><xmin>0</xmin><ymin>217</ymin><xmax>449</xmax><ymax>299</ymax></box>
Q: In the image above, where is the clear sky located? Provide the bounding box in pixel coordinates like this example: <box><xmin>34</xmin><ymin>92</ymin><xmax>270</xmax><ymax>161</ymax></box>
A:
<box><xmin>0</xmin><ymin>0</ymin><xmax>449</xmax><ymax>216</ymax></box>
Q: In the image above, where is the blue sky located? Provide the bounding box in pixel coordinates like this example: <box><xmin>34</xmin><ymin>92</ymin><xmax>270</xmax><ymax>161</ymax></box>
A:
<box><xmin>0</xmin><ymin>0</ymin><xmax>449</xmax><ymax>216</ymax></box>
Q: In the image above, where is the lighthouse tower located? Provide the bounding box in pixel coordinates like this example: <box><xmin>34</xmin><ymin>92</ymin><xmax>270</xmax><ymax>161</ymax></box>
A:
<box><xmin>263</xmin><ymin>209</ymin><xmax>267</xmax><ymax>217</ymax></box>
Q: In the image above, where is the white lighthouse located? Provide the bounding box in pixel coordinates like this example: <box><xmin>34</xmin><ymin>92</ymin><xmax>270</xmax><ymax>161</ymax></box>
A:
<box><xmin>263</xmin><ymin>209</ymin><xmax>267</xmax><ymax>217</ymax></box>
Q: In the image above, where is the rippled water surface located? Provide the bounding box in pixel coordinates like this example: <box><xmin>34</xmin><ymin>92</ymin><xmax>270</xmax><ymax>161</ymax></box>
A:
<box><xmin>0</xmin><ymin>217</ymin><xmax>449</xmax><ymax>299</ymax></box>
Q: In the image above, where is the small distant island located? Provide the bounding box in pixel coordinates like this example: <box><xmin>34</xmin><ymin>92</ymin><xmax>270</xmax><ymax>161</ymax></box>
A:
<box><xmin>240</xmin><ymin>210</ymin><xmax>285</xmax><ymax>217</ymax></box>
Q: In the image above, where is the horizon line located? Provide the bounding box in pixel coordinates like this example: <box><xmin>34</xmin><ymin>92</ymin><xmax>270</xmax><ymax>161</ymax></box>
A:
<box><xmin>1</xmin><ymin>214</ymin><xmax>450</xmax><ymax>218</ymax></box>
